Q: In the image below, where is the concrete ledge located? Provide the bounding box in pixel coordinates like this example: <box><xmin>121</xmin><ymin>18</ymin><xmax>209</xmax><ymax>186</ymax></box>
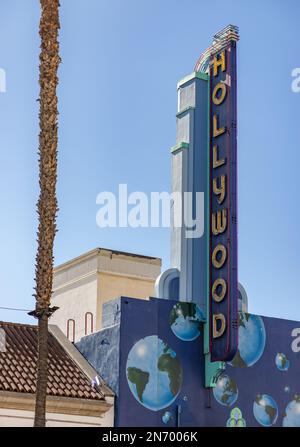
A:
<box><xmin>177</xmin><ymin>71</ymin><xmax>208</xmax><ymax>90</ymax></box>
<box><xmin>0</xmin><ymin>391</ymin><xmax>112</xmax><ymax>417</ymax></box>
<box><xmin>176</xmin><ymin>106</ymin><xmax>195</xmax><ymax>118</ymax></box>
<box><xmin>170</xmin><ymin>142</ymin><xmax>189</xmax><ymax>154</ymax></box>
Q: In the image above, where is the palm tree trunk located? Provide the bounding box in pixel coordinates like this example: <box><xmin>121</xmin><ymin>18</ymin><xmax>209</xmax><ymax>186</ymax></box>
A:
<box><xmin>33</xmin><ymin>0</ymin><xmax>60</xmax><ymax>427</ymax></box>
<box><xmin>34</xmin><ymin>313</ymin><xmax>48</xmax><ymax>427</ymax></box>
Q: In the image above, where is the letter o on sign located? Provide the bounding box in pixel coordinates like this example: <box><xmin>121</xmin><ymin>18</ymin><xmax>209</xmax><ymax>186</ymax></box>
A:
<box><xmin>212</xmin><ymin>244</ymin><xmax>227</xmax><ymax>269</ymax></box>
<box><xmin>212</xmin><ymin>82</ymin><xmax>227</xmax><ymax>105</ymax></box>
<box><xmin>212</xmin><ymin>278</ymin><xmax>227</xmax><ymax>302</ymax></box>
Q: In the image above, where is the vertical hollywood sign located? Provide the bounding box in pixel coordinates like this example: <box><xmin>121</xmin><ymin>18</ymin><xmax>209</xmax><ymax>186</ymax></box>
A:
<box><xmin>209</xmin><ymin>42</ymin><xmax>238</xmax><ymax>362</ymax></box>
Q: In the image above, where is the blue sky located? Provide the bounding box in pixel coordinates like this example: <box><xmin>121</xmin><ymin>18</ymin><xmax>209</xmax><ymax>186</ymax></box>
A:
<box><xmin>0</xmin><ymin>0</ymin><xmax>299</xmax><ymax>323</ymax></box>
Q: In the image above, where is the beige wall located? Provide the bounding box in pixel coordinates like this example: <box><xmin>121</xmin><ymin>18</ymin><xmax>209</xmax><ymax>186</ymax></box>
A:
<box><xmin>0</xmin><ymin>406</ymin><xmax>114</xmax><ymax>427</ymax></box>
<box><xmin>51</xmin><ymin>275</ymin><xmax>98</xmax><ymax>342</ymax></box>
<box><xmin>50</xmin><ymin>249</ymin><xmax>161</xmax><ymax>342</ymax></box>
<box><xmin>97</xmin><ymin>272</ymin><xmax>155</xmax><ymax>331</ymax></box>
<box><xmin>0</xmin><ymin>389</ymin><xmax>114</xmax><ymax>427</ymax></box>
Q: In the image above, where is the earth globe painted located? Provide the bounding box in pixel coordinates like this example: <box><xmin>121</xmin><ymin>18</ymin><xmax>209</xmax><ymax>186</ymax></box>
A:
<box><xmin>213</xmin><ymin>374</ymin><xmax>238</xmax><ymax>407</ymax></box>
<box><xmin>253</xmin><ymin>394</ymin><xmax>278</xmax><ymax>426</ymax></box>
<box><xmin>229</xmin><ymin>313</ymin><xmax>266</xmax><ymax>368</ymax></box>
<box><xmin>162</xmin><ymin>411</ymin><xmax>174</xmax><ymax>424</ymax></box>
<box><xmin>170</xmin><ymin>302</ymin><xmax>204</xmax><ymax>341</ymax></box>
<box><xmin>126</xmin><ymin>335</ymin><xmax>183</xmax><ymax>411</ymax></box>
<box><xmin>283</xmin><ymin>396</ymin><xmax>300</xmax><ymax>427</ymax></box>
<box><xmin>275</xmin><ymin>353</ymin><xmax>289</xmax><ymax>371</ymax></box>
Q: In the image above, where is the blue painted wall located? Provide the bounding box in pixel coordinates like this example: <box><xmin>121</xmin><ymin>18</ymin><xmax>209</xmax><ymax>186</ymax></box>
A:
<box><xmin>76</xmin><ymin>296</ymin><xmax>300</xmax><ymax>427</ymax></box>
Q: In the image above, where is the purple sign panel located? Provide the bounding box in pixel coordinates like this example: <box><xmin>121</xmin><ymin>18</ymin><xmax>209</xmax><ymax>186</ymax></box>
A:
<box><xmin>209</xmin><ymin>41</ymin><xmax>238</xmax><ymax>362</ymax></box>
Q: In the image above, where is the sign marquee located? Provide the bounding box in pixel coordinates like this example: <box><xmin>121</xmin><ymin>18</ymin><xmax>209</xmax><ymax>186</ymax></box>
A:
<box><xmin>209</xmin><ymin>41</ymin><xmax>238</xmax><ymax>362</ymax></box>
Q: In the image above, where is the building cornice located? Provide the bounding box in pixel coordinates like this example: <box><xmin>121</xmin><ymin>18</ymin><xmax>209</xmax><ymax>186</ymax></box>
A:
<box><xmin>0</xmin><ymin>391</ymin><xmax>112</xmax><ymax>417</ymax></box>
<box><xmin>52</xmin><ymin>269</ymin><xmax>98</xmax><ymax>293</ymax></box>
<box><xmin>54</xmin><ymin>248</ymin><xmax>161</xmax><ymax>274</ymax></box>
<box><xmin>52</xmin><ymin>268</ymin><xmax>157</xmax><ymax>294</ymax></box>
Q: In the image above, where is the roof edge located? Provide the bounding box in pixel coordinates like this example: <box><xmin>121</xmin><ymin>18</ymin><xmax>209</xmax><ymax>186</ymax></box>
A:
<box><xmin>54</xmin><ymin>247</ymin><xmax>161</xmax><ymax>273</ymax></box>
<box><xmin>49</xmin><ymin>325</ymin><xmax>114</xmax><ymax>398</ymax></box>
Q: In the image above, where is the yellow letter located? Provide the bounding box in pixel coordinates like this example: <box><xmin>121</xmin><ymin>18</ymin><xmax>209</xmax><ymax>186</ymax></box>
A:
<box><xmin>213</xmin><ymin>313</ymin><xmax>226</xmax><ymax>338</ymax></box>
<box><xmin>212</xmin><ymin>209</ymin><xmax>227</xmax><ymax>235</ymax></box>
<box><xmin>212</xmin><ymin>82</ymin><xmax>227</xmax><ymax>105</ymax></box>
<box><xmin>213</xmin><ymin>51</ymin><xmax>226</xmax><ymax>77</ymax></box>
<box><xmin>212</xmin><ymin>278</ymin><xmax>227</xmax><ymax>303</ymax></box>
<box><xmin>213</xmin><ymin>145</ymin><xmax>225</xmax><ymax>169</ymax></box>
<box><xmin>213</xmin><ymin>114</ymin><xmax>226</xmax><ymax>137</ymax></box>
<box><xmin>212</xmin><ymin>244</ymin><xmax>227</xmax><ymax>269</ymax></box>
<box><xmin>213</xmin><ymin>175</ymin><xmax>226</xmax><ymax>204</ymax></box>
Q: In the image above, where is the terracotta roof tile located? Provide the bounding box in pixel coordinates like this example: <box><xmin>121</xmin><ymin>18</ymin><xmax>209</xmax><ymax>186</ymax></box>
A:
<box><xmin>0</xmin><ymin>321</ymin><xmax>104</xmax><ymax>401</ymax></box>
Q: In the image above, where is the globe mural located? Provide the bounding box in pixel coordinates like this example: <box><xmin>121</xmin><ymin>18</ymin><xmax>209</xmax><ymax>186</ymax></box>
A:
<box><xmin>253</xmin><ymin>394</ymin><xmax>278</xmax><ymax>426</ymax></box>
<box><xmin>283</xmin><ymin>396</ymin><xmax>300</xmax><ymax>427</ymax></box>
<box><xmin>162</xmin><ymin>411</ymin><xmax>174</xmax><ymax>424</ymax></box>
<box><xmin>126</xmin><ymin>335</ymin><xmax>183</xmax><ymax>411</ymax></box>
<box><xmin>229</xmin><ymin>313</ymin><xmax>266</xmax><ymax>367</ymax></box>
<box><xmin>170</xmin><ymin>302</ymin><xmax>204</xmax><ymax>341</ymax></box>
<box><xmin>213</xmin><ymin>374</ymin><xmax>238</xmax><ymax>407</ymax></box>
<box><xmin>275</xmin><ymin>353</ymin><xmax>289</xmax><ymax>371</ymax></box>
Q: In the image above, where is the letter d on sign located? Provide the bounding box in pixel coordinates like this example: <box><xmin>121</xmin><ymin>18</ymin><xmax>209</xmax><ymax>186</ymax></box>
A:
<box><xmin>213</xmin><ymin>314</ymin><xmax>226</xmax><ymax>338</ymax></box>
